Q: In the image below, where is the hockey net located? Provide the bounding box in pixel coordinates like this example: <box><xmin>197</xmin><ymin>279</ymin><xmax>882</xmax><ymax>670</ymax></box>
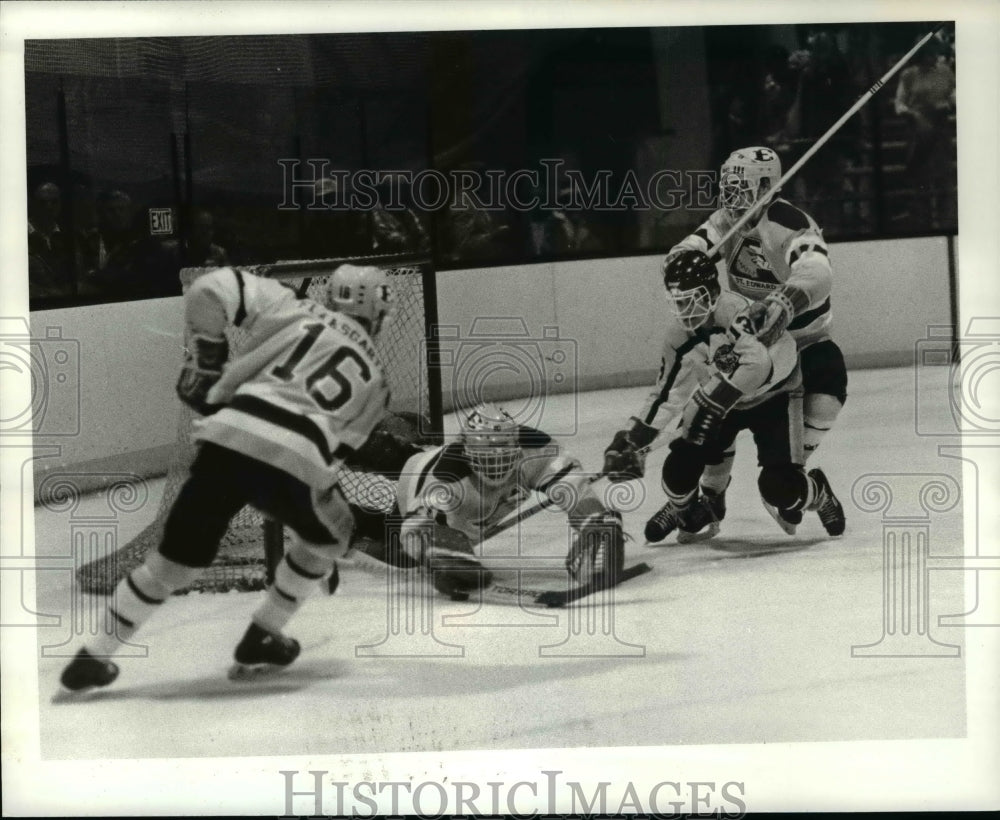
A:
<box><xmin>76</xmin><ymin>254</ymin><xmax>437</xmax><ymax>595</ymax></box>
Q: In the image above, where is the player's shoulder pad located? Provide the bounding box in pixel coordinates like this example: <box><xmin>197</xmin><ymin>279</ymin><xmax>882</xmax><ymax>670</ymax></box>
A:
<box><xmin>713</xmin><ymin>291</ymin><xmax>752</xmax><ymax>329</ymax></box>
<box><xmin>432</xmin><ymin>442</ymin><xmax>473</xmax><ymax>481</ymax></box>
<box><xmin>517</xmin><ymin>425</ymin><xmax>552</xmax><ymax>449</ymax></box>
<box><xmin>765</xmin><ymin>199</ymin><xmax>812</xmax><ymax>233</ymax></box>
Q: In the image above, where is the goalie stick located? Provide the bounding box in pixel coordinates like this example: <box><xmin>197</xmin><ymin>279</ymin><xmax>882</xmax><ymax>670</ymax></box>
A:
<box><xmin>343</xmin><ymin>541</ymin><xmax>654</xmax><ymax>607</ymax></box>
<box><xmin>482</xmin><ymin>433</ymin><xmax>674</xmax><ymax>540</ymax></box>
<box><xmin>707</xmin><ymin>24</ymin><xmax>948</xmax><ymax>258</ymax></box>
<box><xmin>534</xmin><ymin>561</ymin><xmax>654</xmax><ymax>608</ymax></box>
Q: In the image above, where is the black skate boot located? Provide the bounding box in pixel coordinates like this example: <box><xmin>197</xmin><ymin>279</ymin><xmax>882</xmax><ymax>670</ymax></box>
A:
<box><xmin>644</xmin><ymin>497</ymin><xmax>697</xmax><ymax>543</ymax></box>
<box><xmin>676</xmin><ymin>484</ymin><xmax>727</xmax><ymax>544</ymax></box>
<box><xmin>229</xmin><ymin>623</ymin><xmax>301</xmax><ymax>681</ymax></box>
<box><xmin>809</xmin><ymin>468</ymin><xmax>846</xmax><ymax>536</ymax></box>
<box><xmin>55</xmin><ymin>647</ymin><xmax>119</xmax><ymax>699</ymax></box>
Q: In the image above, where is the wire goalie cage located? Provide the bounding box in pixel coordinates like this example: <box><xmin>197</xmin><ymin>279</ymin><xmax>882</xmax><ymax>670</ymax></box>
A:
<box><xmin>76</xmin><ymin>252</ymin><xmax>440</xmax><ymax>595</ymax></box>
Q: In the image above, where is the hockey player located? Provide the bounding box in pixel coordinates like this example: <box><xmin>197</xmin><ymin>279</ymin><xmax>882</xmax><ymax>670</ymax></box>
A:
<box><xmin>603</xmin><ymin>250</ymin><xmax>845</xmax><ymax>544</ymax></box>
<box><xmin>649</xmin><ymin>145</ymin><xmax>848</xmax><ymax>536</ymax></box>
<box><xmin>395</xmin><ymin>403</ymin><xmax>625</xmax><ymax>600</ymax></box>
<box><xmin>58</xmin><ymin>264</ymin><xmax>394</xmax><ymax>694</ymax></box>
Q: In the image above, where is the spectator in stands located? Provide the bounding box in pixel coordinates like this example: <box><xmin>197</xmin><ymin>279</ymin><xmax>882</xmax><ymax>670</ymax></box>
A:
<box><xmin>893</xmin><ymin>37</ymin><xmax>956</xmax><ymax>228</ymax></box>
<box><xmin>27</xmin><ymin>181</ymin><xmax>75</xmax><ymax>299</ymax></box>
<box><xmin>371</xmin><ymin>179</ymin><xmax>430</xmax><ymax>254</ymax></box>
<box><xmin>781</xmin><ymin>30</ymin><xmax>859</xmax><ymax>229</ymax></box>
<box><xmin>77</xmin><ymin>189</ymin><xmax>150</xmax><ymax>298</ymax></box>
<box><xmin>528</xmin><ymin>185</ymin><xmax>603</xmax><ymax>256</ymax></box>
<box><xmin>300</xmin><ymin>175</ymin><xmax>371</xmax><ymax>259</ymax></box>
<box><xmin>758</xmin><ymin>45</ymin><xmax>796</xmax><ymax>152</ymax></box>
<box><xmin>151</xmin><ymin>208</ymin><xmax>230</xmax><ymax>297</ymax></box>
<box><xmin>160</xmin><ymin>208</ymin><xmax>230</xmax><ymax>269</ymax></box>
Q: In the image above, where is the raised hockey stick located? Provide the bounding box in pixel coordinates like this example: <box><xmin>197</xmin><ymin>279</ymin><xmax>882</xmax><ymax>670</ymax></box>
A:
<box><xmin>481</xmin><ymin>433</ymin><xmax>674</xmax><ymax>540</ymax></box>
<box><xmin>707</xmin><ymin>24</ymin><xmax>947</xmax><ymax>258</ymax></box>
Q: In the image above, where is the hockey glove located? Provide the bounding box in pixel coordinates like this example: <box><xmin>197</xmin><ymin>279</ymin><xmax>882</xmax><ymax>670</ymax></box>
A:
<box><xmin>175</xmin><ymin>334</ymin><xmax>228</xmax><ymax>415</ymax></box>
<box><xmin>681</xmin><ymin>374</ymin><xmax>743</xmax><ymax>447</ymax></box>
<box><xmin>348</xmin><ymin>417</ymin><xmax>424</xmax><ymax>478</ymax></box>
<box><xmin>602</xmin><ymin>419</ymin><xmax>658</xmax><ymax>482</ymax></box>
<box><xmin>746</xmin><ymin>284</ymin><xmax>809</xmax><ymax>347</ymax></box>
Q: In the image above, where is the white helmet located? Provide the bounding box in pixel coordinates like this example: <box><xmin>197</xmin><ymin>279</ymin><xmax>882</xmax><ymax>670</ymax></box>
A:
<box><xmin>719</xmin><ymin>146</ymin><xmax>782</xmax><ymax>222</ymax></box>
<box><xmin>328</xmin><ymin>264</ymin><xmax>394</xmax><ymax>336</ymax></box>
<box><xmin>460</xmin><ymin>403</ymin><xmax>521</xmax><ymax>483</ymax></box>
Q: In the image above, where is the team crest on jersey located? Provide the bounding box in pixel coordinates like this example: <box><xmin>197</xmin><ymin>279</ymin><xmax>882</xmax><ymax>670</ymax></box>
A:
<box><xmin>731</xmin><ymin>236</ymin><xmax>780</xmax><ymax>284</ymax></box>
<box><xmin>712</xmin><ymin>343</ymin><xmax>739</xmax><ymax>375</ymax></box>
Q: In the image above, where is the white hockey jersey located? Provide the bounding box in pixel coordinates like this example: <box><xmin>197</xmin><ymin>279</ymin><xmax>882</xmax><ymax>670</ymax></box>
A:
<box><xmin>183</xmin><ymin>268</ymin><xmax>389</xmax><ymax>488</ymax></box>
<box><xmin>396</xmin><ymin>429</ymin><xmax>577</xmax><ymax>546</ymax></box>
<box><xmin>670</xmin><ymin>198</ymin><xmax>833</xmax><ymax>348</ymax></box>
<box><xmin>636</xmin><ymin>291</ymin><xmax>801</xmax><ymax>436</ymax></box>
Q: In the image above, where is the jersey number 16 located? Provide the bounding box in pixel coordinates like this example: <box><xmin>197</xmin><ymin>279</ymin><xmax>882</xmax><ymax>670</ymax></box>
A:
<box><xmin>270</xmin><ymin>321</ymin><xmax>372</xmax><ymax>412</ymax></box>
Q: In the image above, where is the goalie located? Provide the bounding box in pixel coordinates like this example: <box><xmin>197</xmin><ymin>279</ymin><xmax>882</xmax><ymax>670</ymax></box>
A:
<box><xmin>603</xmin><ymin>249</ymin><xmax>845</xmax><ymax>544</ymax></box>
<box><xmin>394</xmin><ymin>403</ymin><xmax>625</xmax><ymax>600</ymax></box>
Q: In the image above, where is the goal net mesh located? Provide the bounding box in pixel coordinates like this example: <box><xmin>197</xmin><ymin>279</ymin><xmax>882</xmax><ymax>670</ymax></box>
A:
<box><xmin>76</xmin><ymin>254</ymin><xmax>435</xmax><ymax>595</ymax></box>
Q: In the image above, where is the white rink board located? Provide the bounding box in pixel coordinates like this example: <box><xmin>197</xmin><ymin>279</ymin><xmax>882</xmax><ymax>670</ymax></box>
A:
<box><xmin>34</xmin><ymin>367</ymin><xmax>967</xmax><ymax>760</ymax></box>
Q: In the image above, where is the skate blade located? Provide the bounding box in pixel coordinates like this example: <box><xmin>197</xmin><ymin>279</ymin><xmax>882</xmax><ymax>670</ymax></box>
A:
<box><xmin>761</xmin><ymin>500</ymin><xmax>797</xmax><ymax>536</ymax></box>
<box><xmin>51</xmin><ymin>684</ymin><xmax>104</xmax><ymax>703</ymax></box>
<box><xmin>676</xmin><ymin>522</ymin><xmax>720</xmax><ymax>544</ymax></box>
<box><xmin>227</xmin><ymin>661</ymin><xmax>289</xmax><ymax>682</ymax></box>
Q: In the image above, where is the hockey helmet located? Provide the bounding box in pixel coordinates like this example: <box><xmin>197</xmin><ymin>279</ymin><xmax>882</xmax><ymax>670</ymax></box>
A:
<box><xmin>328</xmin><ymin>264</ymin><xmax>394</xmax><ymax>336</ymax></box>
<box><xmin>662</xmin><ymin>250</ymin><xmax>721</xmax><ymax>331</ymax></box>
<box><xmin>460</xmin><ymin>403</ymin><xmax>521</xmax><ymax>483</ymax></box>
<box><xmin>719</xmin><ymin>146</ymin><xmax>782</xmax><ymax>221</ymax></box>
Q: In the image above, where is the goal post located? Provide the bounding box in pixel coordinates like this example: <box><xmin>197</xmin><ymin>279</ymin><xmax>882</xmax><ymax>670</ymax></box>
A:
<box><xmin>76</xmin><ymin>252</ymin><xmax>441</xmax><ymax>595</ymax></box>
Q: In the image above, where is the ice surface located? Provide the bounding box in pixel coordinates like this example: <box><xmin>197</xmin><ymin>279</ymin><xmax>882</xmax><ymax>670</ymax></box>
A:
<box><xmin>32</xmin><ymin>366</ymin><xmax>968</xmax><ymax>759</ymax></box>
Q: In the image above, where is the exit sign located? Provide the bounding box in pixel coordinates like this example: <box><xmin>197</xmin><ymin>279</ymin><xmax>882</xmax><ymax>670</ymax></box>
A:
<box><xmin>149</xmin><ymin>208</ymin><xmax>174</xmax><ymax>235</ymax></box>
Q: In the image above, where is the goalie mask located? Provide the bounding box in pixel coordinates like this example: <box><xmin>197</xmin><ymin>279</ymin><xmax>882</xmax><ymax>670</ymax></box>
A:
<box><xmin>719</xmin><ymin>146</ymin><xmax>781</xmax><ymax>222</ymax></box>
<box><xmin>460</xmin><ymin>403</ymin><xmax>521</xmax><ymax>483</ymax></box>
<box><xmin>662</xmin><ymin>250</ymin><xmax>721</xmax><ymax>331</ymax></box>
<box><xmin>328</xmin><ymin>264</ymin><xmax>394</xmax><ymax>337</ymax></box>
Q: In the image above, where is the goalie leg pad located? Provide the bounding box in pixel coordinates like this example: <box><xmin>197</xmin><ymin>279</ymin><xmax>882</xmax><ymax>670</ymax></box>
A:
<box><xmin>567</xmin><ymin>511</ymin><xmax>625</xmax><ymax>584</ymax></box>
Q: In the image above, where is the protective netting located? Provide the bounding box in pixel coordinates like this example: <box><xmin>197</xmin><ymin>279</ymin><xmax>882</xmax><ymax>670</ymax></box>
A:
<box><xmin>76</xmin><ymin>255</ymin><xmax>435</xmax><ymax>595</ymax></box>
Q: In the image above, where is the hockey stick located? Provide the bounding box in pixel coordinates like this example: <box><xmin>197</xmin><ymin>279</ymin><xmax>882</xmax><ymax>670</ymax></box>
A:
<box><xmin>481</xmin><ymin>433</ymin><xmax>674</xmax><ymax>540</ymax></box>
<box><xmin>706</xmin><ymin>25</ymin><xmax>947</xmax><ymax>259</ymax></box>
<box><xmin>534</xmin><ymin>561</ymin><xmax>654</xmax><ymax>608</ymax></box>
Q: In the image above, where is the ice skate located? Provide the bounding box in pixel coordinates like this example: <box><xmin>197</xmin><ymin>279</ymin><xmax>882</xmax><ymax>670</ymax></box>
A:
<box><xmin>676</xmin><ymin>486</ymin><xmax>727</xmax><ymax>544</ymax></box>
<box><xmin>228</xmin><ymin>623</ymin><xmax>301</xmax><ymax>681</ymax></box>
<box><xmin>645</xmin><ymin>497</ymin><xmax>697</xmax><ymax>543</ymax></box>
<box><xmin>53</xmin><ymin>648</ymin><xmax>119</xmax><ymax>701</ymax></box>
<box><xmin>808</xmin><ymin>468</ymin><xmax>846</xmax><ymax>536</ymax></box>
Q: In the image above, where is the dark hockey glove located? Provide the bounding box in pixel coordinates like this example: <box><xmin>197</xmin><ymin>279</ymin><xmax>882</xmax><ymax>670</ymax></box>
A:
<box><xmin>602</xmin><ymin>419</ymin><xmax>658</xmax><ymax>482</ymax></box>
<box><xmin>347</xmin><ymin>414</ymin><xmax>425</xmax><ymax>478</ymax></box>
<box><xmin>681</xmin><ymin>374</ymin><xmax>743</xmax><ymax>447</ymax></box>
<box><xmin>176</xmin><ymin>334</ymin><xmax>228</xmax><ymax>415</ymax></box>
<box><xmin>420</xmin><ymin>524</ymin><xmax>492</xmax><ymax>600</ymax></box>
